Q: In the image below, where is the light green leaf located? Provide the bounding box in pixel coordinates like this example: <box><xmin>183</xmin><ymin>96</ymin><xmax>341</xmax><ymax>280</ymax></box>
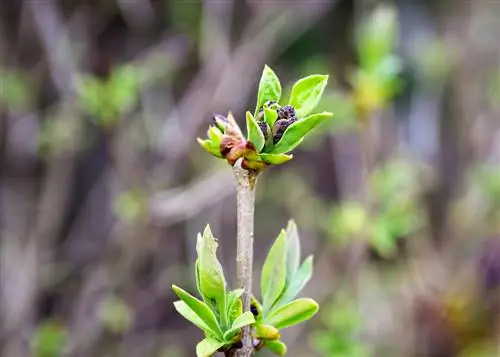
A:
<box><xmin>264</xmin><ymin>340</ymin><xmax>287</xmax><ymax>356</ymax></box>
<box><xmin>259</xmin><ymin>153</ymin><xmax>293</xmax><ymax>165</ymax></box>
<box><xmin>197</xmin><ymin>138</ymin><xmax>223</xmax><ymax>158</ymax></box>
<box><xmin>255</xmin><ymin>65</ymin><xmax>282</xmax><ymax>115</ymax></box>
<box><xmin>109</xmin><ymin>65</ymin><xmax>138</xmax><ymax>113</ymax></box>
<box><xmin>264</xmin><ymin>107</ymin><xmax>279</xmax><ymax>127</ymax></box>
<box><xmin>265</xmin><ymin>298</ymin><xmax>319</xmax><ymax>329</ymax></box>
<box><xmin>207</xmin><ymin>126</ymin><xmax>223</xmax><ymax>147</ymax></box>
<box><xmin>222</xmin><ymin>312</ymin><xmax>255</xmax><ymax>341</ymax></box>
<box><xmin>246</xmin><ymin>111</ymin><xmax>265</xmax><ymax>152</ymax></box>
<box><xmin>196</xmin><ymin>225</ymin><xmax>227</xmax><ymax>323</ymax></box>
<box><xmin>196</xmin><ymin>337</ymin><xmax>225</xmax><ymax>357</ymax></box>
<box><xmin>261</xmin><ymin>230</ymin><xmax>288</xmax><ymax>313</ymax></box>
<box><xmin>226</xmin><ymin>289</ymin><xmax>244</xmax><ymax>325</ymax></box>
<box><xmin>289</xmin><ymin>75</ymin><xmax>329</xmax><ymax>117</ymax></box>
<box><xmin>172</xmin><ymin>285</ymin><xmax>223</xmax><ymax>340</ymax></box>
<box><xmin>195</xmin><ymin>259</ymin><xmax>202</xmax><ymax>296</ymax></box>
<box><xmin>254</xmin><ymin>324</ymin><xmax>280</xmax><ymax>341</ymax></box>
<box><xmin>271</xmin><ymin>112</ymin><xmax>333</xmax><ymax>154</ymax></box>
<box><xmin>173</xmin><ymin>301</ymin><xmax>213</xmax><ymax>334</ymax></box>
<box><xmin>285</xmin><ymin>220</ymin><xmax>301</xmax><ymax>282</ymax></box>
<box><xmin>277</xmin><ymin>255</ymin><xmax>313</xmax><ymax>307</ymax></box>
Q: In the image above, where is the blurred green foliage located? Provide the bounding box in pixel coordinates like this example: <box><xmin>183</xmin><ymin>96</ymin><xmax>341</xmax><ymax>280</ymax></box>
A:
<box><xmin>0</xmin><ymin>68</ymin><xmax>32</xmax><ymax>110</ymax></box>
<box><xmin>31</xmin><ymin>320</ymin><xmax>68</xmax><ymax>357</ymax></box>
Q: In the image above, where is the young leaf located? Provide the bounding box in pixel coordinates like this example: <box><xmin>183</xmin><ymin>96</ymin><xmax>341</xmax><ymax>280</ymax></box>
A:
<box><xmin>226</xmin><ymin>289</ymin><xmax>244</xmax><ymax>324</ymax></box>
<box><xmin>264</xmin><ymin>107</ymin><xmax>279</xmax><ymax>127</ymax></box>
<box><xmin>261</xmin><ymin>230</ymin><xmax>288</xmax><ymax>313</ymax></box>
<box><xmin>254</xmin><ymin>324</ymin><xmax>281</xmax><ymax>341</ymax></box>
<box><xmin>289</xmin><ymin>75</ymin><xmax>329</xmax><ymax>117</ymax></box>
<box><xmin>265</xmin><ymin>298</ymin><xmax>319</xmax><ymax>329</ymax></box>
<box><xmin>173</xmin><ymin>301</ymin><xmax>214</xmax><ymax>335</ymax></box>
<box><xmin>285</xmin><ymin>220</ymin><xmax>301</xmax><ymax>282</ymax></box>
<box><xmin>264</xmin><ymin>340</ymin><xmax>287</xmax><ymax>356</ymax></box>
<box><xmin>195</xmin><ymin>260</ymin><xmax>202</xmax><ymax>296</ymax></box>
<box><xmin>197</xmin><ymin>138</ymin><xmax>223</xmax><ymax>158</ymax></box>
<box><xmin>207</xmin><ymin>126</ymin><xmax>223</xmax><ymax>147</ymax></box>
<box><xmin>255</xmin><ymin>65</ymin><xmax>282</xmax><ymax>115</ymax></box>
<box><xmin>246</xmin><ymin>111</ymin><xmax>265</xmax><ymax>152</ymax></box>
<box><xmin>196</xmin><ymin>225</ymin><xmax>227</xmax><ymax>321</ymax></box>
<box><xmin>271</xmin><ymin>112</ymin><xmax>333</xmax><ymax>154</ymax></box>
<box><xmin>276</xmin><ymin>255</ymin><xmax>313</xmax><ymax>307</ymax></box>
<box><xmin>196</xmin><ymin>337</ymin><xmax>225</xmax><ymax>357</ymax></box>
<box><xmin>222</xmin><ymin>312</ymin><xmax>255</xmax><ymax>341</ymax></box>
<box><xmin>259</xmin><ymin>153</ymin><xmax>293</xmax><ymax>165</ymax></box>
<box><xmin>172</xmin><ymin>285</ymin><xmax>223</xmax><ymax>340</ymax></box>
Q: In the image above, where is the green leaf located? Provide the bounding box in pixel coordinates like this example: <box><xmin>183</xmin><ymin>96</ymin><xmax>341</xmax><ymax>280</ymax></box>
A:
<box><xmin>264</xmin><ymin>107</ymin><xmax>279</xmax><ymax>127</ymax></box>
<box><xmin>207</xmin><ymin>126</ymin><xmax>223</xmax><ymax>147</ymax></box>
<box><xmin>277</xmin><ymin>256</ymin><xmax>313</xmax><ymax>307</ymax></box>
<box><xmin>261</xmin><ymin>230</ymin><xmax>288</xmax><ymax>313</ymax></box>
<box><xmin>173</xmin><ymin>301</ymin><xmax>213</xmax><ymax>334</ymax></box>
<box><xmin>246</xmin><ymin>111</ymin><xmax>265</xmax><ymax>152</ymax></box>
<box><xmin>264</xmin><ymin>340</ymin><xmax>287</xmax><ymax>356</ymax></box>
<box><xmin>222</xmin><ymin>312</ymin><xmax>255</xmax><ymax>341</ymax></box>
<box><xmin>226</xmin><ymin>289</ymin><xmax>244</xmax><ymax>325</ymax></box>
<box><xmin>196</xmin><ymin>337</ymin><xmax>225</xmax><ymax>357</ymax></box>
<box><xmin>196</xmin><ymin>225</ymin><xmax>227</xmax><ymax>322</ymax></box>
<box><xmin>197</xmin><ymin>138</ymin><xmax>223</xmax><ymax>158</ymax></box>
<box><xmin>271</xmin><ymin>112</ymin><xmax>333</xmax><ymax>154</ymax></box>
<box><xmin>289</xmin><ymin>75</ymin><xmax>329</xmax><ymax>117</ymax></box>
<box><xmin>285</xmin><ymin>220</ymin><xmax>301</xmax><ymax>282</ymax></box>
<box><xmin>255</xmin><ymin>65</ymin><xmax>282</xmax><ymax>115</ymax></box>
<box><xmin>259</xmin><ymin>153</ymin><xmax>293</xmax><ymax>165</ymax></box>
<box><xmin>265</xmin><ymin>298</ymin><xmax>319</xmax><ymax>329</ymax></box>
<box><xmin>254</xmin><ymin>324</ymin><xmax>280</xmax><ymax>341</ymax></box>
<box><xmin>195</xmin><ymin>259</ymin><xmax>202</xmax><ymax>296</ymax></box>
<box><xmin>172</xmin><ymin>285</ymin><xmax>223</xmax><ymax>340</ymax></box>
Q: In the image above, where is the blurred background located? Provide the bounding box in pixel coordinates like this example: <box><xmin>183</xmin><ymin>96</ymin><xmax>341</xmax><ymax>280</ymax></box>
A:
<box><xmin>1</xmin><ymin>0</ymin><xmax>500</xmax><ymax>356</ymax></box>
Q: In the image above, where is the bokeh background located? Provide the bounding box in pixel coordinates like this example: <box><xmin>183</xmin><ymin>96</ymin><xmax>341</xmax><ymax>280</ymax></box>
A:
<box><xmin>2</xmin><ymin>0</ymin><xmax>500</xmax><ymax>356</ymax></box>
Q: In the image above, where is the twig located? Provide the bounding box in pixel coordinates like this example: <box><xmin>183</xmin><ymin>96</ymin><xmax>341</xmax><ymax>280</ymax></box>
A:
<box><xmin>232</xmin><ymin>161</ymin><xmax>259</xmax><ymax>357</ymax></box>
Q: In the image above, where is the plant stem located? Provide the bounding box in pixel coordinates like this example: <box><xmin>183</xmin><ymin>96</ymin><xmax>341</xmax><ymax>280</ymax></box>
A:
<box><xmin>232</xmin><ymin>161</ymin><xmax>258</xmax><ymax>357</ymax></box>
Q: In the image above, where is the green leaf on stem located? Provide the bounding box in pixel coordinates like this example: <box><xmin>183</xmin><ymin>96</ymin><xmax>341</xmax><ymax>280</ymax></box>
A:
<box><xmin>222</xmin><ymin>312</ymin><xmax>255</xmax><ymax>341</ymax></box>
<box><xmin>196</xmin><ymin>337</ymin><xmax>225</xmax><ymax>357</ymax></box>
<box><xmin>261</xmin><ymin>230</ymin><xmax>287</xmax><ymax>313</ymax></box>
<box><xmin>254</xmin><ymin>324</ymin><xmax>280</xmax><ymax>341</ymax></box>
<box><xmin>264</xmin><ymin>107</ymin><xmax>279</xmax><ymax>127</ymax></box>
<box><xmin>255</xmin><ymin>65</ymin><xmax>282</xmax><ymax>115</ymax></box>
<box><xmin>172</xmin><ymin>285</ymin><xmax>223</xmax><ymax>340</ymax></box>
<box><xmin>271</xmin><ymin>112</ymin><xmax>333</xmax><ymax>154</ymax></box>
<box><xmin>226</xmin><ymin>289</ymin><xmax>244</xmax><ymax>325</ymax></box>
<box><xmin>259</xmin><ymin>153</ymin><xmax>293</xmax><ymax>165</ymax></box>
<box><xmin>264</xmin><ymin>340</ymin><xmax>287</xmax><ymax>356</ymax></box>
<box><xmin>285</xmin><ymin>220</ymin><xmax>301</xmax><ymax>281</ymax></box>
<box><xmin>207</xmin><ymin>126</ymin><xmax>223</xmax><ymax>146</ymax></box>
<box><xmin>277</xmin><ymin>255</ymin><xmax>313</xmax><ymax>307</ymax></box>
<box><xmin>289</xmin><ymin>75</ymin><xmax>329</xmax><ymax>117</ymax></box>
<box><xmin>246</xmin><ymin>111</ymin><xmax>265</xmax><ymax>152</ymax></box>
<box><xmin>197</xmin><ymin>138</ymin><xmax>222</xmax><ymax>158</ymax></box>
<box><xmin>173</xmin><ymin>301</ymin><xmax>213</xmax><ymax>335</ymax></box>
<box><xmin>195</xmin><ymin>259</ymin><xmax>202</xmax><ymax>296</ymax></box>
<box><xmin>265</xmin><ymin>298</ymin><xmax>319</xmax><ymax>329</ymax></box>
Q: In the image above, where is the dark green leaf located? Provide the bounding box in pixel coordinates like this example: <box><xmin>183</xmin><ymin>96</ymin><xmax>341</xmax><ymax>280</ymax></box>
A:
<box><xmin>289</xmin><ymin>75</ymin><xmax>329</xmax><ymax>117</ymax></box>
<box><xmin>172</xmin><ymin>285</ymin><xmax>223</xmax><ymax>339</ymax></box>
<box><xmin>173</xmin><ymin>301</ymin><xmax>214</xmax><ymax>334</ymax></box>
<box><xmin>259</xmin><ymin>153</ymin><xmax>293</xmax><ymax>165</ymax></box>
<box><xmin>196</xmin><ymin>337</ymin><xmax>225</xmax><ymax>357</ymax></box>
<box><xmin>255</xmin><ymin>65</ymin><xmax>282</xmax><ymax>115</ymax></box>
<box><xmin>277</xmin><ymin>255</ymin><xmax>313</xmax><ymax>307</ymax></box>
<box><xmin>271</xmin><ymin>112</ymin><xmax>333</xmax><ymax>154</ymax></box>
<box><xmin>246</xmin><ymin>111</ymin><xmax>265</xmax><ymax>152</ymax></box>
<box><xmin>285</xmin><ymin>220</ymin><xmax>301</xmax><ymax>282</ymax></box>
<box><xmin>261</xmin><ymin>230</ymin><xmax>287</xmax><ymax>313</ymax></box>
<box><xmin>222</xmin><ymin>312</ymin><xmax>255</xmax><ymax>341</ymax></box>
<box><xmin>265</xmin><ymin>298</ymin><xmax>319</xmax><ymax>329</ymax></box>
<box><xmin>264</xmin><ymin>340</ymin><xmax>287</xmax><ymax>356</ymax></box>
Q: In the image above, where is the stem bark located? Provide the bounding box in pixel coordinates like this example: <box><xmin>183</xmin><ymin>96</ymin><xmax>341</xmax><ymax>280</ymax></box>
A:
<box><xmin>232</xmin><ymin>162</ymin><xmax>258</xmax><ymax>357</ymax></box>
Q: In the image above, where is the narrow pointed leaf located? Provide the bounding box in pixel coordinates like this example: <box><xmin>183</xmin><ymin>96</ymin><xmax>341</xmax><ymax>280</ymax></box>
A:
<box><xmin>246</xmin><ymin>111</ymin><xmax>265</xmax><ymax>152</ymax></box>
<box><xmin>226</xmin><ymin>289</ymin><xmax>244</xmax><ymax>324</ymax></box>
<box><xmin>277</xmin><ymin>255</ymin><xmax>313</xmax><ymax>307</ymax></box>
<box><xmin>172</xmin><ymin>285</ymin><xmax>223</xmax><ymax>339</ymax></box>
<box><xmin>271</xmin><ymin>112</ymin><xmax>333</xmax><ymax>154</ymax></box>
<box><xmin>265</xmin><ymin>298</ymin><xmax>319</xmax><ymax>329</ymax></box>
<box><xmin>254</xmin><ymin>324</ymin><xmax>280</xmax><ymax>341</ymax></box>
<box><xmin>223</xmin><ymin>312</ymin><xmax>255</xmax><ymax>341</ymax></box>
<box><xmin>264</xmin><ymin>340</ymin><xmax>287</xmax><ymax>356</ymax></box>
<box><xmin>264</xmin><ymin>107</ymin><xmax>279</xmax><ymax>127</ymax></box>
<box><xmin>196</xmin><ymin>225</ymin><xmax>226</xmax><ymax>320</ymax></box>
<box><xmin>285</xmin><ymin>220</ymin><xmax>301</xmax><ymax>281</ymax></box>
<box><xmin>207</xmin><ymin>126</ymin><xmax>223</xmax><ymax>146</ymax></box>
<box><xmin>196</xmin><ymin>337</ymin><xmax>225</xmax><ymax>357</ymax></box>
<box><xmin>173</xmin><ymin>301</ymin><xmax>216</xmax><ymax>336</ymax></box>
<box><xmin>289</xmin><ymin>75</ymin><xmax>329</xmax><ymax>117</ymax></box>
<box><xmin>261</xmin><ymin>230</ymin><xmax>288</xmax><ymax>313</ymax></box>
<box><xmin>197</xmin><ymin>138</ymin><xmax>222</xmax><ymax>158</ymax></box>
<box><xmin>259</xmin><ymin>153</ymin><xmax>293</xmax><ymax>165</ymax></box>
<box><xmin>255</xmin><ymin>65</ymin><xmax>282</xmax><ymax>115</ymax></box>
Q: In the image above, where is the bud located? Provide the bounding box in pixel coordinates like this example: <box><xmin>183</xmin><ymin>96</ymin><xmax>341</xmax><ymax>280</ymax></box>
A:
<box><xmin>277</xmin><ymin>105</ymin><xmax>296</xmax><ymax>120</ymax></box>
